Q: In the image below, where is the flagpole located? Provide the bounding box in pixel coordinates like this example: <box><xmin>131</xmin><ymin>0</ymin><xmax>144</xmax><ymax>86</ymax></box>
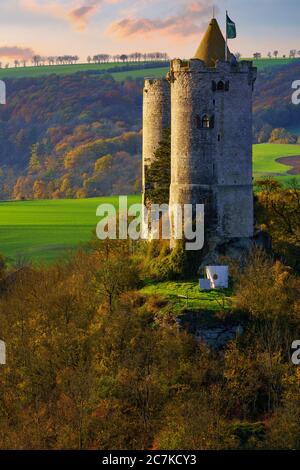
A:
<box><xmin>225</xmin><ymin>10</ymin><xmax>228</xmax><ymax>62</ymax></box>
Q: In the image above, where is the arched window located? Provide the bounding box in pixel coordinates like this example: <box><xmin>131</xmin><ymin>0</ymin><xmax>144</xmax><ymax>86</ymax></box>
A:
<box><xmin>197</xmin><ymin>114</ymin><xmax>214</xmax><ymax>129</ymax></box>
<box><xmin>217</xmin><ymin>80</ymin><xmax>225</xmax><ymax>91</ymax></box>
<box><xmin>202</xmin><ymin>114</ymin><xmax>210</xmax><ymax>128</ymax></box>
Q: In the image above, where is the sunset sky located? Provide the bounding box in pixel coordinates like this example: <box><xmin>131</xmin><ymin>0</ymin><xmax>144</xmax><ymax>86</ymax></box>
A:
<box><xmin>0</xmin><ymin>0</ymin><xmax>299</xmax><ymax>62</ymax></box>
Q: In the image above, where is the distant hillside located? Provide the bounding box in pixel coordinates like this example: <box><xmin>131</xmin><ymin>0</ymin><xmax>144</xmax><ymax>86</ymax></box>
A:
<box><xmin>0</xmin><ymin>61</ymin><xmax>299</xmax><ymax>200</ymax></box>
<box><xmin>0</xmin><ymin>61</ymin><xmax>168</xmax><ymax>80</ymax></box>
<box><xmin>0</xmin><ymin>58</ymin><xmax>298</xmax><ymax>80</ymax></box>
<box><xmin>247</xmin><ymin>57</ymin><xmax>300</xmax><ymax>70</ymax></box>
<box><xmin>0</xmin><ymin>74</ymin><xmax>143</xmax><ymax>200</ymax></box>
<box><xmin>253</xmin><ymin>60</ymin><xmax>300</xmax><ymax>142</ymax></box>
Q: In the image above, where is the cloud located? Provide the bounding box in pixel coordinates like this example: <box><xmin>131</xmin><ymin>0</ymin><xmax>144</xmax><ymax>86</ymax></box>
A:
<box><xmin>0</xmin><ymin>46</ymin><xmax>35</xmax><ymax>60</ymax></box>
<box><xmin>20</xmin><ymin>0</ymin><xmax>121</xmax><ymax>31</ymax></box>
<box><xmin>110</xmin><ymin>1</ymin><xmax>217</xmax><ymax>38</ymax></box>
<box><xmin>69</xmin><ymin>0</ymin><xmax>104</xmax><ymax>29</ymax></box>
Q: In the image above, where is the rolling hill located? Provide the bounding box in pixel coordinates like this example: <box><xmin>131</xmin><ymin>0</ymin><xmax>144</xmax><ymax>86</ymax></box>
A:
<box><xmin>0</xmin><ymin>57</ymin><xmax>299</xmax><ymax>264</ymax></box>
<box><xmin>253</xmin><ymin>143</ymin><xmax>300</xmax><ymax>179</ymax></box>
<box><xmin>0</xmin><ymin>60</ymin><xmax>299</xmax><ymax>202</ymax></box>
<box><xmin>0</xmin><ymin>195</ymin><xmax>140</xmax><ymax>263</ymax></box>
<box><xmin>0</xmin><ymin>58</ymin><xmax>298</xmax><ymax>80</ymax></box>
<box><xmin>0</xmin><ymin>143</ymin><xmax>300</xmax><ymax>263</ymax></box>
<box><xmin>0</xmin><ymin>61</ymin><xmax>168</xmax><ymax>79</ymax></box>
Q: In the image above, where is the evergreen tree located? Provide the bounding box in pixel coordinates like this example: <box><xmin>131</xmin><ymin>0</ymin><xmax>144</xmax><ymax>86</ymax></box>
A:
<box><xmin>145</xmin><ymin>128</ymin><xmax>170</xmax><ymax>205</ymax></box>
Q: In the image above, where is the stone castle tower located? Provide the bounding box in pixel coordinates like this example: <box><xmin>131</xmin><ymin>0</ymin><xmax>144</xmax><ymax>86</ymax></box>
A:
<box><xmin>142</xmin><ymin>18</ymin><xmax>257</xmax><ymax>252</ymax></box>
<box><xmin>142</xmin><ymin>78</ymin><xmax>170</xmax><ymax>209</ymax></box>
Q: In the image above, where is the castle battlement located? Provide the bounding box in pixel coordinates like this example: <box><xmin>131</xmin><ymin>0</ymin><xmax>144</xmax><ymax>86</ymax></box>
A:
<box><xmin>170</xmin><ymin>58</ymin><xmax>256</xmax><ymax>76</ymax></box>
<box><xmin>144</xmin><ymin>77</ymin><xmax>169</xmax><ymax>90</ymax></box>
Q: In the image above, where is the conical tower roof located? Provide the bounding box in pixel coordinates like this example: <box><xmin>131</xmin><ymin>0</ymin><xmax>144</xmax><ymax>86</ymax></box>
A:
<box><xmin>194</xmin><ymin>18</ymin><xmax>231</xmax><ymax>66</ymax></box>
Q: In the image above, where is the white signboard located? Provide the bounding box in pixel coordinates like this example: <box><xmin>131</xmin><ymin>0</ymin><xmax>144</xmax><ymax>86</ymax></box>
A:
<box><xmin>0</xmin><ymin>341</ymin><xmax>6</xmax><ymax>365</ymax></box>
<box><xmin>205</xmin><ymin>266</ymin><xmax>229</xmax><ymax>289</ymax></box>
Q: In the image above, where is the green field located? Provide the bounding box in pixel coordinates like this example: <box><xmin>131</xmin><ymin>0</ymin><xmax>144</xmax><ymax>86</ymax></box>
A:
<box><xmin>253</xmin><ymin>143</ymin><xmax>300</xmax><ymax>182</ymax></box>
<box><xmin>0</xmin><ymin>144</ymin><xmax>300</xmax><ymax>264</ymax></box>
<box><xmin>0</xmin><ymin>195</ymin><xmax>140</xmax><ymax>264</ymax></box>
<box><xmin>245</xmin><ymin>58</ymin><xmax>300</xmax><ymax>69</ymax></box>
<box><xmin>0</xmin><ymin>62</ymin><xmax>166</xmax><ymax>79</ymax></box>
<box><xmin>112</xmin><ymin>67</ymin><xmax>169</xmax><ymax>81</ymax></box>
<box><xmin>0</xmin><ymin>58</ymin><xmax>298</xmax><ymax>80</ymax></box>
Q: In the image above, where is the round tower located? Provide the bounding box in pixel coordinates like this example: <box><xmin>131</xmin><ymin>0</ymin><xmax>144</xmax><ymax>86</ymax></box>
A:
<box><xmin>169</xmin><ymin>18</ymin><xmax>257</xmax><ymax>246</ymax></box>
<box><xmin>169</xmin><ymin>59</ymin><xmax>215</xmax><ymax>208</ymax></box>
<box><xmin>142</xmin><ymin>78</ymin><xmax>170</xmax><ymax>210</ymax></box>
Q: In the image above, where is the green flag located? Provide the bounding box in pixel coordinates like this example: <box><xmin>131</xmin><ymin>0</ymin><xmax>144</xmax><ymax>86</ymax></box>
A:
<box><xmin>226</xmin><ymin>13</ymin><xmax>236</xmax><ymax>39</ymax></box>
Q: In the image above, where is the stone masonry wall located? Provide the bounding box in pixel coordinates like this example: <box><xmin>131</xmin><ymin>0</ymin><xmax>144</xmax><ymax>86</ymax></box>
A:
<box><xmin>168</xmin><ymin>59</ymin><xmax>256</xmax><ymax>241</ymax></box>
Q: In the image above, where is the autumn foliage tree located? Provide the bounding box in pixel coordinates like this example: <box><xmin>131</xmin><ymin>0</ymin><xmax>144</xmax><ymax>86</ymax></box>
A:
<box><xmin>256</xmin><ymin>178</ymin><xmax>300</xmax><ymax>270</ymax></box>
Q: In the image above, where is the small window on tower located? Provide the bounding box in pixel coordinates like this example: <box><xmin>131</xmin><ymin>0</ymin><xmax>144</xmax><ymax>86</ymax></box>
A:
<box><xmin>202</xmin><ymin>115</ymin><xmax>210</xmax><ymax>129</ymax></box>
<box><xmin>217</xmin><ymin>80</ymin><xmax>225</xmax><ymax>91</ymax></box>
<box><xmin>200</xmin><ymin>114</ymin><xmax>214</xmax><ymax>129</ymax></box>
<box><xmin>225</xmin><ymin>81</ymin><xmax>230</xmax><ymax>91</ymax></box>
<box><xmin>212</xmin><ymin>81</ymin><xmax>217</xmax><ymax>92</ymax></box>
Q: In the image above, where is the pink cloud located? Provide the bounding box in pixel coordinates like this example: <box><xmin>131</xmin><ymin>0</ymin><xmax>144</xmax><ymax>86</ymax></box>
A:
<box><xmin>110</xmin><ymin>1</ymin><xmax>217</xmax><ymax>38</ymax></box>
<box><xmin>0</xmin><ymin>46</ymin><xmax>35</xmax><ymax>60</ymax></box>
<box><xmin>69</xmin><ymin>1</ymin><xmax>104</xmax><ymax>30</ymax></box>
